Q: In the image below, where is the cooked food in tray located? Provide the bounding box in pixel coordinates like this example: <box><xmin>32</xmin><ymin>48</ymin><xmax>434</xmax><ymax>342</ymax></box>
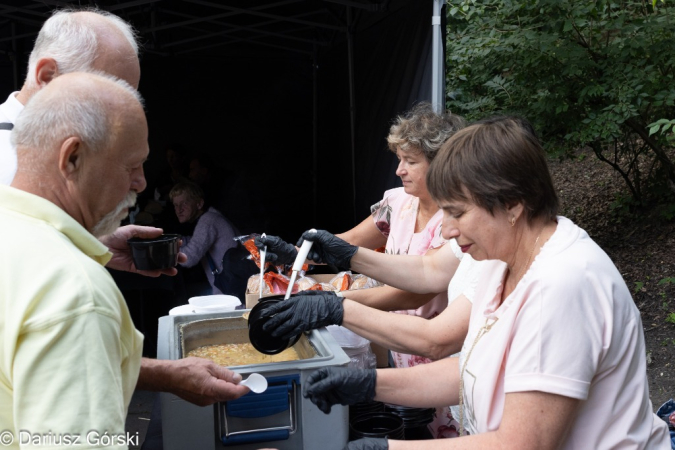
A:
<box><xmin>187</xmin><ymin>342</ymin><xmax>300</xmax><ymax>366</ymax></box>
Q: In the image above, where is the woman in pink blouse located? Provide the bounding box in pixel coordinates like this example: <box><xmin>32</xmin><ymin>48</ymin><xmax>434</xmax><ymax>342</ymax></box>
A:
<box><xmin>296</xmin><ymin>116</ymin><xmax>669</xmax><ymax>450</ymax></box>
<box><xmin>258</xmin><ymin>103</ymin><xmax>466</xmax><ymax>437</ymax></box>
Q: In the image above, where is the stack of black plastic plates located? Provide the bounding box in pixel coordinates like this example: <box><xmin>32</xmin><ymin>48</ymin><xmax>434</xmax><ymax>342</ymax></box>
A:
<box><xmin>349</xmin><ymin>400</ymin><xmax>384</xmax><ymax>419</ymax></box>
<box><xmin>349</xmin><ymin>412</ymin><xmax>405</xmax><ymax>441</ymax></box>
<box><xmin>384</xmin><ymin>404</ymin><xmax>434</xmax><ymax>438</ymax></box>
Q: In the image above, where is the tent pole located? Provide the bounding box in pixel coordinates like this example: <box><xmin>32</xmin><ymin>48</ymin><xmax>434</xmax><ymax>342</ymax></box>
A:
<box><xmin>312</xmin><ymin>45</ymin><xmax>318</xmax><ymax>225</ymax></box>
<box><xmin>346</xmin><ymin>6</ymin><xmax>357</xmax><ymax>224</ymax></box>
<box><xmin>431</xmin><ymin>0</ymin><xmax>445</xmax><ymax>113</ymax></box>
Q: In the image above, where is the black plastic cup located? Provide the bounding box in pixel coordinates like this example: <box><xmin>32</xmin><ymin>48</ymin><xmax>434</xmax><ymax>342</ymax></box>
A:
<box><xmin>248</xmin><ymin>295</ymin><xmax>301</xmax><ymax>355</ymax></box>
<box><xmin>349</xmin><ymin>412</ymin><xmax>405</xmax><ymax>441</ymax></box>
<box><xmin>127</xmin><ymin>234</ymin><xmax>180</xmax><ymax>270</ymax></box>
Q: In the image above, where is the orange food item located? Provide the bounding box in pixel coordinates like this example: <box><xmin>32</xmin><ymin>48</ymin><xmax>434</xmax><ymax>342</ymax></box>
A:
<box><xmin>330</xmin><ymin>272</ymin><xmax>351</xmax><ymax>291</ymax></box>
<box><xmin>307</xmin><ymin>284</ymin><xmax>323</xmax><ymax>291</ymax></box>
<box><xmin>263</xmin><ymin>272</ymin><xmax>298</xmax><ymax>295</ymax></box>
<box><xmin>243</xmin><ymin>238</ymin><xmax>262</xmax><ymax>268</ymax></box>
<box><xmin>339</xmin><ymin>273</ymin><xmax>350</xmax><ymax>290</ymax></box>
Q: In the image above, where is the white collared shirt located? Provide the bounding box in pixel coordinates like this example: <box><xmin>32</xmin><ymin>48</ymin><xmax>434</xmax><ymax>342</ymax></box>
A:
<box><xmin>0</xmin><ymin>91</ymin><xmax>24</xmax><ymax>186</ymax></box>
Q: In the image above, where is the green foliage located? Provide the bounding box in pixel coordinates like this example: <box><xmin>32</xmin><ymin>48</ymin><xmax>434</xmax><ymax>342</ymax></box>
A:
<box><xmin>445</xmin><ymin>0</ymin><xmax>675</xmax><ymax>211</ymax></box>
<box><xmin>609</xmin><ymin>192</ymin><xmax>639</xmax><ymax>222</ymax></box>
<box><xmin>666</xmin><ymin>312</ymin><xmax>675</xmax><ymax>325</ymax></box>
<box><xmin>634</xmin><ymin>280</ymin><xmax>645</xmax><ymax>293</ymax></box>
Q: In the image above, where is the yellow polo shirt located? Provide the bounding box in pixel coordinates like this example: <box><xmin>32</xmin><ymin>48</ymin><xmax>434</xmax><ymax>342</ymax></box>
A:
<box><xmin>0</xmin><ymin>186</ymin><xmax>143</xmax><ymax>449</ymax></box>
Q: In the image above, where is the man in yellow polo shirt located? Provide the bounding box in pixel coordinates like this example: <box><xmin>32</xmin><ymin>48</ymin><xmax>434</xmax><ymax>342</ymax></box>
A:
<box><xmin>0</xmin><ymin>72</ymin><xmax>250</xmax><ymax>449</ymax></box>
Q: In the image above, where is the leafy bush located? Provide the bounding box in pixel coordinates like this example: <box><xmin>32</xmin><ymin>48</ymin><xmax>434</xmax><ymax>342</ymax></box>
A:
<box><xmin>445</xmin><ymin>0</ymin><xmax>675</xmax><ymax>212</ymax></box>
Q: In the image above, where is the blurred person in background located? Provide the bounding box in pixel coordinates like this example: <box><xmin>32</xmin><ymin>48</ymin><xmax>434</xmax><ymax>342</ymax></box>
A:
<box><xmin>170</xmin><ymin>181</ymin><xmax>238</xmax><ymax>296</ymax></box>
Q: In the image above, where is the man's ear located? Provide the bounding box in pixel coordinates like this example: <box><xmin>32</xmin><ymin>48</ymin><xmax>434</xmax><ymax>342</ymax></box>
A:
<box><xmin>58</xmin><ymin>137</ymin><xmax>83</xmax><ymax>180</ymax></box>
<box><xmin>197</xmin><ymin>199</ymin><xmax>205</xmax><ymax>210</ymax></box>
<box><xmin>34</xmin><ymin>58</ymin><xmax>59</xmax><ymax>87</ymax></box>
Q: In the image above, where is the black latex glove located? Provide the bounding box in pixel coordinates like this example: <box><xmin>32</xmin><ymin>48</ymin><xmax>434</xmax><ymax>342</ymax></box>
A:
<box><xmin>296</xmin><ymin>230</ymin><xmax>358</xmax><ymax>271</ymax></box>
<box><xmin>261</xmin><ymin>291</ymin><xmax>344</xmax><ymax>340</ymax></box>
<box><xmin>254</xmin><ymin>234</ymin><xmax>297</xmax><ymax>264</ymax></box>
<box><xmin>344</xmin><ymin>438</ymin><xmax>389</xmax><ymax>450</ymax></box>
<box><xmin>303</xmin><ymin>367</ymin><xmax>376</xmax><ymax>414</ymax></box>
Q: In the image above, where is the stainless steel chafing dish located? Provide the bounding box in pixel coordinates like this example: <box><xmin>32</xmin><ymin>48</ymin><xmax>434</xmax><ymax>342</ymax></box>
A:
<box><xmin>157</xmin><ymin>309</ymin><xmax>351</xmax><ymax>450</ymax></box>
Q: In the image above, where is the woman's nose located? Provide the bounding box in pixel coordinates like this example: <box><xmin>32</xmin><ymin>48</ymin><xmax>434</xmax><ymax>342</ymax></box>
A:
<box><xmin>442</xmin><ymin>226</ymin><xmax>459</xmax><ymax>240</ymax></box>
<box><xmin>441</xmin><ymin>217</ymin><xmax>460</xmax><ymax>240</ymax></box>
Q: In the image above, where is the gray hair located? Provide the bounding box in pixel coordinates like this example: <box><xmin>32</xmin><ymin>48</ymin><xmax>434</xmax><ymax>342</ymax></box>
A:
<box><xmin>387</xmin><ymin>102</ymin><xmax>467</xmax><ymax>162</ymax></box>
<box><xmin>11</xmin><ymin>72</ymin><xmax>144</xmax><ymax>162</ymax></box>
<box><xmin>26</xmin><ymin>8</ymin><xmax>139</xmax><ymax>88</ymax></box>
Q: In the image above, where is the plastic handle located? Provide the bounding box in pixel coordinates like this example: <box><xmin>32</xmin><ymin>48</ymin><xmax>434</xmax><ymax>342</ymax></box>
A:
<box><xmin>259</xmin><ymin>233</ymin><xmax>267</xmax><ymax>299</ymax></box>
<box><xmin>292</xmin><ymin>229</ymin><xmax>317</xmax><ymax>272</ymax></box>
<box><xmin>222</xmin><ymin>429</ymin><xmax>289</xmax><ymax>446</ymax></box>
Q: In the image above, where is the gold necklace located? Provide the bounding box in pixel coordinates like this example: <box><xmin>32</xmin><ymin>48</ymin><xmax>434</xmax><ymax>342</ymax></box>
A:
<box><xmin>458</xmin><ymin>317</ymin><xmax>498</xmax><ymax>436</ymax></box>
<box><xmin>457</xmin><ymin>231</ymin><xmax>542</xmax><ymax>435</ymax></box>
<box><xmin>513</xmin><ymin>231</ymin><xmax>542</xmax><ymax>288</ymax></box>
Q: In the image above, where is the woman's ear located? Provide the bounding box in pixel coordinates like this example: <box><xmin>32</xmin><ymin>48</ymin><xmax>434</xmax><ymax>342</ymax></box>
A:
<box><xmin>506</xmin><ymin>202</ymin><xmax>525</xmax><ymax>224</ymax></box>
<box><xmin>197</xmin><ymin>199</ymin><xmax>204</xmax><ymax>210</ymax></box>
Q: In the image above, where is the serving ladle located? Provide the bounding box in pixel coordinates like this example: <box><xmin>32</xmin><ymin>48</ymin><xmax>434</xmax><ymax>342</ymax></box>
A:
<box><xmin>239</xmin><ymin>372</ymin><xmax>268</xmax><ymax>393</ymax></box>
<box><xmin>284</xmin><ymin>229</ymin><xmax>317</xmax><ymax>300</ymax></box>
<box><xmin>259</xmin><ymin>233</ymin><xmax>267</xmax><ymax>300</ymax></box>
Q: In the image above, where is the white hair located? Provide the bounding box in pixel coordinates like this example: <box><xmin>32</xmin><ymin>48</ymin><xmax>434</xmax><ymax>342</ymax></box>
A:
<box><xmin>26</xmin><ymin>8</ymin><xmax>139</xmax><ymax>88</ymax></box>
<box><xmin>11</xmin><ymin>72</ymin><xmax>144</xmax><ymax>160</ymax></box>
<box><xmin>92</xmin><ymin>191</ymin><xmax>137</xmax><ymax>237</ymax></box>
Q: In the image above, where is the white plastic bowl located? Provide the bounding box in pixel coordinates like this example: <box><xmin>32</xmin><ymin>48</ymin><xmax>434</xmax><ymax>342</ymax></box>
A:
<box><xmin>188</xmin><ymin>295</ymin><xmax>241</xmax><ymax>313</ymax></box>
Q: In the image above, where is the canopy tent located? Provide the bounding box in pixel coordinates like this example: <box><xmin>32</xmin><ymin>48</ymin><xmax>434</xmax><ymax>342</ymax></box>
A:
<box><xmin>0</xmin><ymin>0</ymin><xmax>446</xmax><ymax>238</ymax></box>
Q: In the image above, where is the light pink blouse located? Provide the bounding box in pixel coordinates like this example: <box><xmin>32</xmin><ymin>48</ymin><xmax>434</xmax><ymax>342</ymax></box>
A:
<box><xmin>371</xmin><ymin>187</ymin><xmax>457</xmax><ymax>438</ymax></box>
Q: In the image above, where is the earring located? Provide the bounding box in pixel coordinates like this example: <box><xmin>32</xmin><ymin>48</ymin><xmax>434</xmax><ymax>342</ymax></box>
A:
<box><xmin>510</xmin><ymin>217</ymin><xmax>516</xmax><ymax>227</ymax></box>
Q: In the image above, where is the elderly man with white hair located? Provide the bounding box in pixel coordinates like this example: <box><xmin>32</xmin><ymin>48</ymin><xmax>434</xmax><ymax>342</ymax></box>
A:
<box><xmin>0</xmin><ymin>9</ymin><xmax>251</xmax><ymax>416</ymax></box>
<box><xmin>0</xmin><ymin>72</ymin><xmax>250</xmax><ymax>449</ymax></box>
<box><xmin>0</xmin><ymin>8</ymin><xmax>171</xmax><ymax>277</ymax></box>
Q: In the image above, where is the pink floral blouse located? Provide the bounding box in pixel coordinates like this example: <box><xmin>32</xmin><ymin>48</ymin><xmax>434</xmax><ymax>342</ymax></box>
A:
<box><xmin>371</xmin><ymin>187</ymin><xmax>458</xmax><ymax>438</ymax></box>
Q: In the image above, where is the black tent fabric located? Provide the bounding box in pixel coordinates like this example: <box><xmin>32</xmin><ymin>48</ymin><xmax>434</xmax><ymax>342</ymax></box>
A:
<box><xmin>0</xmin><ymin>0</ymin><xmax>443</xmax><ymax>240</ymax></box>
<box><xmin>315</xmin><ymin>0</ymin><xmax>436</xmax><ymax>232</ymax></box>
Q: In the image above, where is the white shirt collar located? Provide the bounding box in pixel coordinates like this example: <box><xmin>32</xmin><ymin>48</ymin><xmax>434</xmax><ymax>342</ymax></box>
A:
<box><xmin>0</xmin><ymin>91</ymin><xmax>24</xmax><ymax>123</ymax></box>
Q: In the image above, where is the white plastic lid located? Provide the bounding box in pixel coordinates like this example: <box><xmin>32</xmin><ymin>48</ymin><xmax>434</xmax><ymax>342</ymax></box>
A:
<box><xmin>327</xmin><ymin>325</ymin><xmax>370</xmax><ymax>349</ymax></box>
<box><xmin>169</xmin><ymin>304</ymin><xmax>196</xmax><ymax>316</ymax></box>
<box><xmin>188</xmin><ymin>295</ymin><xmax>241</xmax><ymax>313</ymax></box>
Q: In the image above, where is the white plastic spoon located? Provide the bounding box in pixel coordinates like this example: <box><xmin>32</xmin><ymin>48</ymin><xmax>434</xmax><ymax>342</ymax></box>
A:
<box><xmin>239</xmin><ymin>373</ymin><xmax>268</xmax><ymax>393</ymax></box>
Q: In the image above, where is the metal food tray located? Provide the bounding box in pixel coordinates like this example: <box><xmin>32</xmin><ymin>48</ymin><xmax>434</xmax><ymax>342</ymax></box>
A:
<box><xmin>179</xmin><ymin>316</ymin><xmax>318</xmax><ymax>363</ymax></box>
<box><xmin>158</xmin><ymin>310</ymin><xmax>351</xmax><ymax>450</ymax></box>
<box><xmin>164</xmin><ymin>309</ymin><xmax>344</xmax><ymax>374</ymax></box>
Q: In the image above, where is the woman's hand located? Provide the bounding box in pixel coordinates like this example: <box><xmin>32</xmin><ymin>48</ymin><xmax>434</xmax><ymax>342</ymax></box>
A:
<box><xmin>303</xmin><ymin>367</ymin><xmax>376</xmax><ymax>414</ymax></box>
<box><xmin>254</xmin><ymin>234</ymin><xmax>297</xmax><ymax>264</ymax></box>
<box><xmin>261</xmin><ymin>291</ymin><xmax>344</xmax><ymax>340</ymax></box>
<box><xmin>297</xmin><ymin>230</ymin><xmax>358</xmax><ymax>271</ymax></box>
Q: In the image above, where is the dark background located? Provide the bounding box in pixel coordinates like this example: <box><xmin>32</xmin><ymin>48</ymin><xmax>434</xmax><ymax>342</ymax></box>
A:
<box><xmin>0</xmin><ymin>0</ymin><xmax>440</xmax><ymax>241</ymax></box>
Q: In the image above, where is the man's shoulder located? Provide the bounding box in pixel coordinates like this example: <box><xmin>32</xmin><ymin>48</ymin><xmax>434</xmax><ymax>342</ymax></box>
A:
<box><xmin>2</xmin><ymin>210</ymin><xmax>122</xmax><ymax>322</ymax></box>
